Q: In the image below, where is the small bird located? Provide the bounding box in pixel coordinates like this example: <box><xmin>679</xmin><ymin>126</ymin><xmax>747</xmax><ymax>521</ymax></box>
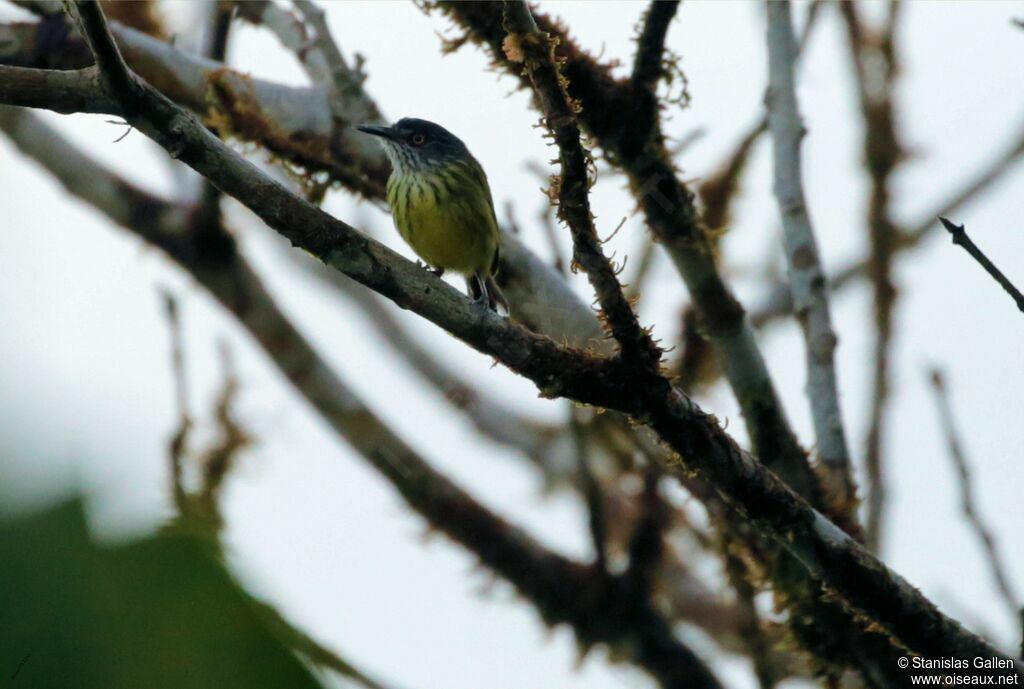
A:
<box><xmin>356</xmin><ymin>118</ymin><xmax>508</xmax><ymax>313</ymax></box>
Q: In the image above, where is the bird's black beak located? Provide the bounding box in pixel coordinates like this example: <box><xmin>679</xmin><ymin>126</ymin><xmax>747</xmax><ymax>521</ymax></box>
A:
<box><xmin>356</xmin><ymin>124</ymin><xmax>398</xmax><ymax>141</ymax></box>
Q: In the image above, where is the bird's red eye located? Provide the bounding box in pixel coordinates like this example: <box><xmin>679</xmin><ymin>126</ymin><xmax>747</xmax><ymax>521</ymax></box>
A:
<box><xmin>410</xmin><ymin>133</ymin><xmax>426</xmax><ymax>146</ymax></box>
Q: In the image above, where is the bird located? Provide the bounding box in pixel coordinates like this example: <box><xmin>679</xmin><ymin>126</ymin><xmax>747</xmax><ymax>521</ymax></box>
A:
<box><xmin>356</xmin><ymin>118</ymin><xmax>508</xmax><ymax>313</ymax></box>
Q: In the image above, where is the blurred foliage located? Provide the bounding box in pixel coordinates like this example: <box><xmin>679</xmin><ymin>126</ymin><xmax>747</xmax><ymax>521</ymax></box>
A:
<box><xmin>0</xmin><ymin>499</ymin><xmax>325</xmax><ymax>689</ymax></box>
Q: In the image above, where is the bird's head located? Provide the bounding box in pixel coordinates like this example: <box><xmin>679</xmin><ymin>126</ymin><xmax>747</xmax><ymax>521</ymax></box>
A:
<box><xmin>356</xmin><ymin>118</ymin><xmax>471</xmax><ymax>174</ymax></box>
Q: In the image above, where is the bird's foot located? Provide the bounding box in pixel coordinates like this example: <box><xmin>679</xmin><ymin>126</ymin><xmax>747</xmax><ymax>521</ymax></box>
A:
<box><xmin>472</xmin><ymin>292</ymin><xmax>493</xmax><ymax>314</ymax></box>
<box><xmin>431</xmin><ymin>266</ymin><xmax>445</xmax><ymax>278</ymax></box>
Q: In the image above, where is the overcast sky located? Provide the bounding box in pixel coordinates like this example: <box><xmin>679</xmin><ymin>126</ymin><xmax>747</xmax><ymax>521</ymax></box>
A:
<box><xmin>1</xmin><ymin>2</ymin><xmax>1022</xmax><ymax>688</ymax></box>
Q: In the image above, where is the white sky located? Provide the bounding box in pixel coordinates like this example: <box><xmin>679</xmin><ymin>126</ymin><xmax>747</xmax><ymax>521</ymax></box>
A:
<box><xmin>1</xmin><ymin>2</ymin><xmax>1023</xmax><ymax>688</ymax></box>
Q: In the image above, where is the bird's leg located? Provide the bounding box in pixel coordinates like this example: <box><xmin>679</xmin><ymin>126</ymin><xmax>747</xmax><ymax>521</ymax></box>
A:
<box><xmin>431</xmin><ymin>266</ymin><xmax>445</xmax><ymax>278</ymax></box>
<box><xmin>468</xmin><ymin>274</ymin><xmax>495</xmax><ymax>311</ymax></box>
<box><xmin>466</xmin><ymin>274</ymin><xmax>491</xmax><ymax>311</ymax></box>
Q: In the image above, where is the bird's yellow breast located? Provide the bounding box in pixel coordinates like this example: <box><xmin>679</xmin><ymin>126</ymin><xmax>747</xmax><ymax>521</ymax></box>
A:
<box><xmin>387</xmin><ymin>165</ymin><xmax>498</xmax><ymax>275</ymax></box>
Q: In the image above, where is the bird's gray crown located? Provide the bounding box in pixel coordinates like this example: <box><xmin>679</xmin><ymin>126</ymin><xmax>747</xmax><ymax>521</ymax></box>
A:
<box><xmin>357</xmin><ymin>118</ymin><xmax>471</xmax><ymax>173</ymax></box>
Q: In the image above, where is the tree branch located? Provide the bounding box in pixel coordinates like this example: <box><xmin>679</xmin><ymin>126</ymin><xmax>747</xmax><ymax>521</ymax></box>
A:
<box><xmin>765</xmin><ymin>0</ymin><xmax>857</xmax><ymax>520</ymax></box>
<box><xmin>939</xmin><ymin>217</ymin><xmax>1024</xmax><ymax>314</ymax></box>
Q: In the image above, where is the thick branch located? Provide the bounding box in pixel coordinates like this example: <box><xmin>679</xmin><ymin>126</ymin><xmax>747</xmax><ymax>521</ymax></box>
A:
<box><xmin>765</xmin><ymin>0</ymin><xmax>856</xmax><ymax>517</ymax></box>
<box><xmin>0</xmin><ymin>62</ymin><xmax>111</xmax><ymax>112</ymax></box>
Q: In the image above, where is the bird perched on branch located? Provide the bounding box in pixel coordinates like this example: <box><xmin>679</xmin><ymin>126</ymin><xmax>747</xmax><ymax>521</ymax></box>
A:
<box><xmin>357</xmin><ymin>118</ymin><xmax>508</xmax><ymax>313</ymax></box>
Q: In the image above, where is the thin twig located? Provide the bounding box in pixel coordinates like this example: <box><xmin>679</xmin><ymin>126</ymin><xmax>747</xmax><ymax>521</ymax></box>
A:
<box><xmin>624</xmin><ymin>233</ymin><xmax>658</xmax><ymax>303</ymax></box>
<box><xmin>765</xmin><ymin>0</ymin><xmax>856</xmax><ymax>521</ymax></box>
<box><xmin>160</xmin><ymin>288</ymin><xmax>190</xmax><ymax>513</ymax></box>
<box><xmin>939</xmin><ymin>217</ymin><xmax>1024</xmax><ymax>314</ymax></box>
<box><xmin>927</xmin><ymin>368</ymin><xmax>1022</xmax><ymax>633</ymax></box>
<box><xmin>198</xmin><ymin>341</ymin><xmax>251</xmax><ymax>516</ymax></box>
<box><xmin>839</xmin><ymin>1</ymin><xmax>904</xmax><ymax>553</ymax></box>
<box><xmin>570</xmin><ymin>406</ymin><xmax>608</xmax><ymax>573</ymax></box>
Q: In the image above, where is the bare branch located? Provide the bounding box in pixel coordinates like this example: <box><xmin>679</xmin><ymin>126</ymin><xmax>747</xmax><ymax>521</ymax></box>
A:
<box><xmin>927</xmin><ymin>368</ymin><xmax>1022</xmax><ymax>638</ymax></box>
<box><xmin>0</xmin><ymin>62</ymin><xmax>112</xmax><ymax>113</ymax></box>
<box><xmin>292</xmin><ymin>0</ymin><xmax>377</xmax><ymax>123</ymax></box>
<box><xmin>939</xmin><ymin>217</ymin><xmax>1024</xmax><ymax>314</ymax></box>
<box><xmin>765</xmin><ymin>0</ymin><xmax>856</xmax><ymax>519</ymax></box>
<box><xmin>234</xmin><ymin>1</ymin><xmax>333</xmax><ymax>84</ymax></box>
<box><xmin>700</xmin><ymin>0</ymin><xmax>822</xmax><ymax>236</ymax></box>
